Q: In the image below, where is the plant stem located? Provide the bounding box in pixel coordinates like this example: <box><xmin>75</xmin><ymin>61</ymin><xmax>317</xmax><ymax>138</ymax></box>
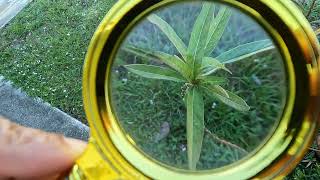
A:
<box><xmin>306</xmin><ymin>0</ymin><xmax>317</xmax><ymax>19</ymax></box>
<box><xmin>205</xmin><ymin>128</ymin><xmax>248</xmax><ymax>154</ymax></box>
<box><xmin>309</xmin><ymin>147</ymin><xmax>320</xmax><ymax>152</ymax></box>
<box><xmin>311</xmin><ymin>19</ymin><xmax>320</xmax><ymax>24</ymax></box>
<box><xmin>315</xmin><ymin>28</ymin><xmax>320</xmax><ymax>36</ymax></box>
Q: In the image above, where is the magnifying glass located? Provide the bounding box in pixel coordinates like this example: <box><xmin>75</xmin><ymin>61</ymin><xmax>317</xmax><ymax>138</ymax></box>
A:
<box><xmin>69</xmin><ymin>0</ymin><xmax>320</xmax><ymax>179</ymax></box>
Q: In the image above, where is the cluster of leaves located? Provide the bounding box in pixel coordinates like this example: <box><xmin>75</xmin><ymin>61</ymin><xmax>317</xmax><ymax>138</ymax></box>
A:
<box><xmin>123</xmin><ymin>3</ymin><xmax>274</xmax><ymax>169</ymax></box>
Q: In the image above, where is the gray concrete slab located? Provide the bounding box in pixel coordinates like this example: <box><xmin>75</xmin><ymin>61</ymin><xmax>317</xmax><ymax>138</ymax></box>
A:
<box><xmin>0</xmin><ymin>76</ymin><xmax>89</xmax><ymax>141</ymax></box>
<box><xmin>0</xmin><ymin>0</ymin><xmax>32</xmax><ymax>28</ymax></box>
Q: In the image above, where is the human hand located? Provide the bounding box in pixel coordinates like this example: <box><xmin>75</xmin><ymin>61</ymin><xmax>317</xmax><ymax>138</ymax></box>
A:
<box><xmin>0</xmin><ymin>116</ymin><xmax>87</xmax><ymax>180</ymax></box>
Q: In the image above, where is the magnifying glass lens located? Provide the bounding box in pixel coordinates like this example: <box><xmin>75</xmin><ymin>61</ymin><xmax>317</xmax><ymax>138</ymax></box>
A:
<box><xmin>110</xmin><ymin>1</ymin><xmax>287</xmax><ymax>170</ymax></box>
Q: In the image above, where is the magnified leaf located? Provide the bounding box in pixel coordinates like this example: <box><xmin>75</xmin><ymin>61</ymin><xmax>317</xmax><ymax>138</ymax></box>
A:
<box><xmin>186</xmin><ymin>86</ymin><xmax>204</xmax><ymax>170</ymax></box>
<box><xmin>203</xmin><ymin>84</ymin><xmax>250</xmax><ymax>111</ymax></box>
<box><xmin>148</xmin><ymin>14</ymin><xmax>188</xmax><ymax>59</ymax></box>
<box><xmin>198</xmin><ymin>76</ymin><xmax>228</xmax><ymax>86</ymax></box>
<box><xmin>207</xmin><ymin>85</ymin><xmax>229</xmax><ymax>98</ymax></box>
<box><xmin>123</xmin><ymin>46</ymin><xmax>191</xmax><ymax>79</ymax></box>
<box><xmin>188</xmin><ymin>3</ymin><xmax>215</xmax><ymax>67</ymax></box>
<box><xmin>204</xmin><ymin>7</ymin><xmax>232</xmax><ymax>56</ymax></box>
<box><xmin>124</xmin><ymin>64</ymin><xmax>187</xmax><ymax>82</ymax></box>
<box><xmin>200</xmin><ymin>57</ymin><xmax>232</xmax><ymax>76</ymax></box>
<box><xmin>216</xmin><ymin>40</ymin><xmax>274</xmax><ymax>64</ymax></box>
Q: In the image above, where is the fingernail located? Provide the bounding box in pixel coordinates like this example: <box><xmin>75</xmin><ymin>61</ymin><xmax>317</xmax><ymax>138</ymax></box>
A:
<box><xmin>64</xmin><ymin>138</ymin><xmax>87</xmax><ymax>159</ymax></box>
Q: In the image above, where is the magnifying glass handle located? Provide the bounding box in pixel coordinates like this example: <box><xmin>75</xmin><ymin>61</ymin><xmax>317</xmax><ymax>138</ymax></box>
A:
<box><xmin>68</xmin><ymin>139</ymin><xmax>122</xmax><ymax>180</ymax></box>
<box><xmin>69</xmin><ymin>138</ymin><xmax>149</xmax><ymax>180</ymax></box>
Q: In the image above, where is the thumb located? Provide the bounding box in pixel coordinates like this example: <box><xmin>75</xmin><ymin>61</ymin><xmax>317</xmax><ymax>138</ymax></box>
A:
<box><xmin>0</xmin><ymin>117</ymin><xmax>87</xmax><ymax>179</ymax></box>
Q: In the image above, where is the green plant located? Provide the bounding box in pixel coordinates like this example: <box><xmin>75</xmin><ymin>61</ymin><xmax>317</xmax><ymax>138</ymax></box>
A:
<box><xmin>123</xmin><ymin>3</ymin><xmax>274</xmax><ymax>170</ymax></box>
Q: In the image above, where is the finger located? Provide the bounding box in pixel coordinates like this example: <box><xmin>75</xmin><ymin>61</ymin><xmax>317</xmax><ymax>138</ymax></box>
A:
<box><xmin>0</xmin><ymin>117</ymin><xmax>87</xmax><ymax>179</ymax></box>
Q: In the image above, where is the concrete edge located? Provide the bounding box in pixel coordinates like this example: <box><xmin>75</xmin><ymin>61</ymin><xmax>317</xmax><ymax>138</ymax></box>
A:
<box><xmin>0</xmin><ymin>75</ymin><xmax>90</xmax><ymax>141</ymax></box>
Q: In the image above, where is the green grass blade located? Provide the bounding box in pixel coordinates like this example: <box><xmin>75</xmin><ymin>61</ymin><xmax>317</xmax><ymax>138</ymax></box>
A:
<box><xmin>204</xmin><ymin>7</ymin><xmax>232</xmax><ymax>56</ymax></box>
<box><xmin>188</xmin><ymin>3</ymin><xmax>215</xmax><ymax>65</ymax></box>
<box><xmin>147</xmin><ymin>14</ymin><xmax>188</xmax><ymax>59</ymax></box>
<box><xmin>124</xmin><ymin>64</ymin><xmax>186</xmax><ymax>82</ymax></box>
<box><xmin>216</xmin><ymin>40</ymin><xmax>275</xmax><ymax>64</ymax></box>
<box><xmin>203</xmin><ymin>84</ymin><xmax>250</xmax><ymax>111</ymax></box>
<box><xmin>186</xmin><ymin>86</ymin><xmax>204</xmax><ymax>170</ymax></box>
<box><xmin>200</xmin><ymin>57</ymin><xmax>232</xmax><ymax>76</ymax></box>
<box><xmin>123</xmin><ymin>46</ymin><xmax>192</xmax><ymax>80</ymax></box>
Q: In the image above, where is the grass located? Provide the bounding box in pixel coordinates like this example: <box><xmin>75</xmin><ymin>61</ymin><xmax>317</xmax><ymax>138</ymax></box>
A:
<box><xmin>0</xmin><ymin>0</ymin><xmax>319</xmax><ymax>178</ymax></box>
<box><xmin>0</xmin><ymin>0</ymin><xmax>116</xmax><ymax>121</ymax></box>
<box><xmin>111</xmin><ymin>55</ymin><xmax>286</xmax><ymax>170</ymax></box>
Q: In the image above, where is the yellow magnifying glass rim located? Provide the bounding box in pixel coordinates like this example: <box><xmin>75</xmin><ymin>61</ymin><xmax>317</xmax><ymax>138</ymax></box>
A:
<box><xmin>70</xmin><ymin>0</ymin><xmax>320</xmax><ymax>179</ymax></box>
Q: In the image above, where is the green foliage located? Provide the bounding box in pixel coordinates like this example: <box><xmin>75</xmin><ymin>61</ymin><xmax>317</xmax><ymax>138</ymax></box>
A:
<box><xmin>124</xmin><ymin>64</ymin><xmax>186</xmax><ymax>82</ymax></box>
<box><xmin>216</xmin><ymin>40</ymin><xmax>274</xmax><ymax>64</ymax></box>
<box><xmin>124</xmin><ymin>3</ymin><xmax>273</xmax><ymax>169</ymax></box>
<box><xmin>204</xmin><ymin>6</ymin><xmax>232</xmax><ymax>56</ymax></box>
<box><xmin>0</xmin><ymin>0</ymin><xmax>116</xmax><ymax>122</ymax></box>
<box><xmin>188</xmin><ymin>3</ymin><xmax>215</xmax><ymax>62</ymax></box>
<box><xmin>200</xmin><ymin>57</ymin><xmax>232</xmax><ymax>76</ymax></box>
<box><xmin>147</xmin><ymin>14</ymin><xmax>188</xmax><ymax>59</ymax></box>
<box><xmin>186</xmin><ymin>87</ymin><xmax>204</xmax><ymax>170</ymax></box>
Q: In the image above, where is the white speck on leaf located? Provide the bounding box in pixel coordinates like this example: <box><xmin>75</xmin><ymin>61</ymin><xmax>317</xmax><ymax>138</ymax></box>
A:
<box><xmin>122</xmin><ymin>78</ymin><xmax>128</xmax><ymax>83</ymax></box>
<box><xmin>180</xmin><ymin>144</ymin><xmax>187</xmax><ymax>152</ymax></box>
<box><xmin>150</xmin><ymin>100</ymin><xmax>154</xmax><ymax>105</ymax></box>
<box><xmin>252</xmin><ymin>74</ymin><xmax>262</xmax><ymax>85</ymax></box>
<box><xmin>211</xmin><ymin>102</ymin><xmax>217</xmax><ymax>109</ymax></box>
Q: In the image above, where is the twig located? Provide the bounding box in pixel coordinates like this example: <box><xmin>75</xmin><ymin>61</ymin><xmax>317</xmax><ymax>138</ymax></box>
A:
<box><xmin>205</xmin><ymin>128</ymin><xmax>248</xmax><ymax>154</ymax></box>
<box><xmin>309</xmin><ymin>147</ymin><xmax>320</xmax><ymax>152</ymax></box>
<box><xmin>302</xmin><ymin>159</ymin><xmax>316</xmax><ymax>163</ymax></box>
<box><xmin>306</xmin><ymin>0</ymin><xmax>317</xmax><ymax>19</ymax></box>
<box><xmin>311</xmin><ymin>19</ymin><xmax>320</xmax><ymax>24</ymax></box>
<box><xmin>315</xmin><ymin>28</ymin><xmax>320</xmax><ymax>36</ymax></box>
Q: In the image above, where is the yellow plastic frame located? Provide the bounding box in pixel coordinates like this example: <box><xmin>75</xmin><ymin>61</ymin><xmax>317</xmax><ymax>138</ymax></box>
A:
<box><xmin>70</xmin><ymin>0</ymin><xmax>320</xmax><ymax>179</ymax></box>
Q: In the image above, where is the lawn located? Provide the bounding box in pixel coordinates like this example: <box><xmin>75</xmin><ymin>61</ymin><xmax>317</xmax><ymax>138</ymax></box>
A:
<box><xmin>0</xmin><ymin>0</ymin><xmax>116</xmax><ymax>121</ymax></box>
<box><xmin>0</xmin><ymin>0</ymin><xmax>319</xmax><ymax>178</ymax></box>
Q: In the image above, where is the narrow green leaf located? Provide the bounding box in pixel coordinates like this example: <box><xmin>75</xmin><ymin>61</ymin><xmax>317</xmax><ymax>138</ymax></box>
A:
<box><xmin>188</xmin><ymin>3</ymin><xmax>215</xmax><ymax>66</ymax></box>
<box><xmin>204</xmin><ymin>7</ymin><xmax>232</xmax><ymax>56</ymax></box>
<box><xmin>186</xmin><ymin>86</ymin><xmax>204</xmax><ymax>170</ymax></box>
<box><xmin>124</xmin><ymin>64</ymin><xmax>186</xmax><ymax>82</ymax></box>
<box><xmin>210</xmin><ymin>85</ymin><xmax>229</xmax><ymax>98</ymax></box>
<box><xmin>155</xmin><ymin>51</ymin><xmax>193</xmax><ymax>80</ymax></box>
<box><xmin>200</xmin><ymin>57</ymin><xmax>232</xmax><ymax>76</ymax></box>
<box><xmin>147</xmin><ymin>14</ymin><xmax>188</xmax><ymax>59</ymax></box>
<box><xmin>198</xmin><ymin>76</ymin><xmax>228</xmax><ymax>86</ymax></box>
<box><xmin>123</xmin><ymin>46</ymin><xmax>192</xmax><ymax>80</ymax></box>
<box><xmin>216</xmin><ymin>40</ymin><xmax>275</xmax><ymax>64</ymax></box>
<box><xmin>203</xmin><ymin>84</ymin><xmax>250</xmax><ymax>111</ymax></box>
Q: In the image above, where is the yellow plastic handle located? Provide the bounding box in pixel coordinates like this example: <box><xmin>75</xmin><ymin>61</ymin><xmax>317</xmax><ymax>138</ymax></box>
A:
<box><xmin>69</xmin><ymin>139</ymin><xmax>134</xmax><ymax>180</ymax></box>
